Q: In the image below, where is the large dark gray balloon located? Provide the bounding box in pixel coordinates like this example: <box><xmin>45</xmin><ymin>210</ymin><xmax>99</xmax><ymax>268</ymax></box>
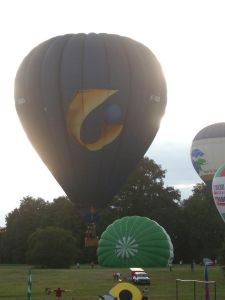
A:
<box><xmin>14</xmin><ymin>33</ymin><xmax>167</xmax><ymax>211</ymax></box>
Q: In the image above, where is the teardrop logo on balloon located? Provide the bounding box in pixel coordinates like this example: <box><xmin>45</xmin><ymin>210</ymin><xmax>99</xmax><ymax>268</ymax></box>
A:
<box><xmin>66</xmin><ymin>89</ymin><xmax>123</xmax><ymax>151</ymax></box>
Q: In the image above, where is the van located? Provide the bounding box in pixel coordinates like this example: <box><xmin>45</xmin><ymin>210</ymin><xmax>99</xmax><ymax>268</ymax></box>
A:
<box><xmin>129</xmin><ymin>268</ymin><xmax>150</xmax><ymax>285</ymax></box>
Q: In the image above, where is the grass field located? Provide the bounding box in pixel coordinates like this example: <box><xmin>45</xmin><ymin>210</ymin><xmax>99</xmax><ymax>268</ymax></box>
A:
<box><xmin>0</xmin><ymin>264</ymin><xmax>224</xmax><ymax>299</ymax></box>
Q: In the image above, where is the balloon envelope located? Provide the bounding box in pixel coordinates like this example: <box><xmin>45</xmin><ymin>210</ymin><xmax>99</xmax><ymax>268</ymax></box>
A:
<box><xmin>190</xmin><ymin>122</ymin><xmax>225</xmax><ymax>185</ymax></box>
<box><xmin>14</xmin><ymin>33</ymin><xmax>166</xmax><ymax>211</ymax></box>
<box><xmin>97</xmin><ymin>216</ymin><xmax>174</xmax><ymax>267</ymax></box>
<box><xmin>212</xmin><ymin>164</ymin><xmax>225</xmax><ymax>222</ymax></box>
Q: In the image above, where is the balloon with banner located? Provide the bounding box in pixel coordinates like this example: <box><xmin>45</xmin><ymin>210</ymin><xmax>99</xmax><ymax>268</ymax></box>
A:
<box><xmin>212</xmin><ymin>163</ymin><xmax>225</xmax><ymax>222</ymax></box>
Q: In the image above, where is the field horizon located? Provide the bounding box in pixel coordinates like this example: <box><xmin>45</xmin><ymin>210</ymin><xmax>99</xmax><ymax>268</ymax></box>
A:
<box><xmin>0</xmin><ymin>264</ymin><xmax>224</xmax><ymax>299</ymax></box>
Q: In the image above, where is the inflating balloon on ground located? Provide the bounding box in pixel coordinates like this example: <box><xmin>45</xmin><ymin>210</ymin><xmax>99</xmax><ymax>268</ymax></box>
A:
<box><xmin>97</xmin><ymin>216</ymin><xmax>173</xmax><ymax>267</ymax></box>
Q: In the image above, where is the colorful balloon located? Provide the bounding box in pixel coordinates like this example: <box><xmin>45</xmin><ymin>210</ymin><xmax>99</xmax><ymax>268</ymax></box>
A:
<box><xmin>190</xmin><ymin>123</ymin><xmax>225</xmax><ymax>185</ymax></box>
<box><xmin>212</xmin><ymin>164</ymin><xmax>225</xmax><ymax>222</ymax></box>
<box><xmin>97</xmin><ymin>216</ymin><xmax>173</xmax><ymax>267</ymax></box>
<box><xmin>14</xmin><ymin>33</ymin><xmax>166</xmax><ymax>212</ymax></box>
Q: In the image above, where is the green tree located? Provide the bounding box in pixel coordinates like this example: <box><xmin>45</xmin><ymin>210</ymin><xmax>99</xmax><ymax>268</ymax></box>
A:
<box><xmin>43</xmin><ymin>197</ymin><xmax>85</xmax><ymax>247</ymax></box>
<box><xmin>4</xmin><ymin>196</ymin><xmax>84</xmax><ymax>263</ymax></box>
<box><xmin>107</xmin><ymin>157</ymin><xmax>184</xmax><ymax>262</ymax></box>
<box><xmin>181</xmin><ymin>183</ymin><xmax>225</xmax><ymax>262</ymax></box>
<box><xmin>111</xmin><ymin>157</ymin><xmax>181</xmax><ymax>217</ymax></box>
<box><xmin>0</xmin><ymin>228</ymin><xmax>6</xmax><ymax>263</ymax></box>
<box><xmin>218</xmin><ymin>239</ymin><xmax>225</xmax><ymax>264</ymax></box>
<box><xmin>26</xmin><ymin>226</ymin><xmax>77</xmax><ymax>268</ymax></box>
<box><xmin>4</xmin><ymin>196</ymin><xmax>49</xmax><ymax>263</ymax></box>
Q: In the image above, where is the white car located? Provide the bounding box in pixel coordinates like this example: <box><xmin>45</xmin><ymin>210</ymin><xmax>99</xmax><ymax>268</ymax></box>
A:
<box><xmin>203</xmin><ymin>258</ymin><xmax>215</xmax><ymax>266</ymax></box>
<box><xmin>132</xmin><ymin>272</ymin><xmax>150</xmax><ymax>285</ymax></box>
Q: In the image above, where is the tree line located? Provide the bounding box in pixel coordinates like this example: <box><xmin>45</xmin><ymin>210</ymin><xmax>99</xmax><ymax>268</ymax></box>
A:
<box><xmin>1</xmin><ymin>157</ymin><xmax>225</xmax><ymax>268</ymax></box>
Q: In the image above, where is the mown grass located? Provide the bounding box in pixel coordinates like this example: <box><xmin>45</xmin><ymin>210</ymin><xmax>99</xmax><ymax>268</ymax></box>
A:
<box><xmin>0</xmin><ymin>264</ymin><xmax>224</xmax><ymax>299</ymax></box>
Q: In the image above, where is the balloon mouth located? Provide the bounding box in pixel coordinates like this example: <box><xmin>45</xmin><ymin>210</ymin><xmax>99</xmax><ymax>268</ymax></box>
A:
<box><xmin>119</xmin><ymin>290</ymin><xmax>132</xmax><ymax>300</ymax></box>
<box><xmin>75</xmin><ymin>205</ymin><xmax>100</xmax><ymax>223</ymax></box>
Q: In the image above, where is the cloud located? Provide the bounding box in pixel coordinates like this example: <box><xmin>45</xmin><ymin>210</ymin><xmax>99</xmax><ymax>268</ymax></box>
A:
<box><xmin>146</xmin><ymin>139</ymin><xmax>202</xmax><ymax>199</ymax></box>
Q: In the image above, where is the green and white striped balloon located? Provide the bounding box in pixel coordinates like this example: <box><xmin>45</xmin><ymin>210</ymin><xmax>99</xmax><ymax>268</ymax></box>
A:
<box><xmin>97</xmin><ymin>216</ymin><xmax>173</xmax><ymax>267</ymax></box>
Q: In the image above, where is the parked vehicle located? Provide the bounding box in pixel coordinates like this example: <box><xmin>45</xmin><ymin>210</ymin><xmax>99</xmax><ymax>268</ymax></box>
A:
<box><xmin>129</xmin><ymin>268</ymin><xmax>150</xmax><ymax>285</ymax></box>
<box><xmin>203</xmin><ymin>258</ymin><xmax>215</xmax><ymax>266</ymax></box>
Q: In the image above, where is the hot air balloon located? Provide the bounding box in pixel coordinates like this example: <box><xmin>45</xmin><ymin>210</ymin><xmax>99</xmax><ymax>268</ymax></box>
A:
<box><xmin>190</xmin><ymin>123</ymin><xmax>225</xmax><ymax>185</ymax></box>
<box><xmin>97</xmin><ymin>216</ymin><xmax>173</xmax><ymax>267</ymax></box>
<box><xmin>14</xmin><ymin>33</ymin><xmax>167</xmax><ymax>245</ymax></box>
<box><xmin>212</xmin><ymin>164</ymin><xmax>225</xmax><ymax>222</ymax></box>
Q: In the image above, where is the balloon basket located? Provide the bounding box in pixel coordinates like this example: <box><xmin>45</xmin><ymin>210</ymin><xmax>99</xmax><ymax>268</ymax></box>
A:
<box><xmin>85</xmin><ymin>237</ymin><xmax>99</xmax><ymax>247</ymax></box>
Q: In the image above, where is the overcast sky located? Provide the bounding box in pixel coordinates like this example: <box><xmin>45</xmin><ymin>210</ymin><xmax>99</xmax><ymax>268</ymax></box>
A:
<box><xmin>0</xmin><ymin>0</ymin><xmax>224</xmax><ymax>226</ymax></box>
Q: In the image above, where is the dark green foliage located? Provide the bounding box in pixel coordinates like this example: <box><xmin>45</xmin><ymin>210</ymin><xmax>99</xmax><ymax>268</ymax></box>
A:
<box><xmin>111</xmin><ymin>157</ymin><xmax>181</xmax><ymax>217</ymax></box>
<box><xmin>0</xmin><ymin>229</ymin><xmax>6</xmax><ymax>263</ymax></box>
<box><xmin>218</xmin><ymin>240</ymin><xmax>225</xmax><ymax>265</ymax></box>
<box><xmin>1</xmin><ymin>157</ymin><xmax>225</xmax><ymax>265</ymax></box>
<box><xmin>218</xmin><ymin>240</ymin><xmax>225</xmax><ymax>277</ymax></box>
<box><xmin>3</xmin><ymin>197</ymin><xmax>48</xmax><ymax>263</ymax></box>
<box><xmin>41</xmin><ymin>197</ymin><xmax>85</xmax><ymax>247</ymax></box>
<box><xmin>3</xmin><ymin>196</ymin><xmax>84</xmax><ymax>263</ymax></box>
<box><xmin>26</xmin><ymin>226</ymin><xmax>77</xmax><ymax>268</ymax></box>
<box><xmin>181</xmin><ymin>183</ymin><xmax>225</xmax><ymax>262</ymax></box>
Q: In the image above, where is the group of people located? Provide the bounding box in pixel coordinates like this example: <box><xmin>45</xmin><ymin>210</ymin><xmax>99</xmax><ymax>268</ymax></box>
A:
<box><xmin>46</xmin><ymin>285</ymin><xmax>149</xmax><ymax>299</ymax></box>
<box><xmin>112</xmin><ymin>272</ymin><xmax>121</xmax><ymax>281</ymax></box>
<box><xmin>85</xmin><ymin>222</ymin><xmax>97</xmax><ymax>239</ymax></box>
<box><xmin>168</xmin><ymin>259</ymin><xmax>196</xmax><ymax>272</ymax></box>
<box><xmin>45</xmin><ymin>269</ymin><xmax>149</xmax><ymax>299</ymax></box>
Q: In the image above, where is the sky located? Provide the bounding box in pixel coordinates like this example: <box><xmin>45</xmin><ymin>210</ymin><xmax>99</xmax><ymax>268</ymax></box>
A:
<box><xmin>0</xmin><ymin>0</ymin><xmax>225</xmax><ymax>226</ymax></box>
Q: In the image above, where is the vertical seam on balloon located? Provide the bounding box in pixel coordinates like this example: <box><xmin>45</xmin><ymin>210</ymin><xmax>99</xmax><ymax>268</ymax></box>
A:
<box><xmin>109</xmin><ymin>36</ymin><xmax>133</xmax><ymax>204</ymax></box>
<box><xmin>58</xmin><ymin>35</ymin><xmax>86</xmax><ymax>201</ymax></box>
<box><xmin>97</xmin><ymin>34</ymin><xmax>111</xmax><ymax>206</ymax></box>
<box><xmin>106</xmin><ymin>34</ymin><xmax>127</xmax><ymax>207</ymax></box>
<box><xmin>22</xmin><ymin>48</ymin><xmax>37</xmax><ymax>112</ymax></box>
<box><xmin>80</xmin><ymin>34</ymin><xmax>89</xmax><ymax>208</ymax></box>
<box><xmin>40</xmin><ymin>35</ymin><xmax>74</xmax><ymax>194</ymax></box>
<box><xmin>58</xmin><ymin>35</ymin><xmax>81</xmax><ymax>193</ymax></box>
<box><xmin>93</xmin><ymin>33</ymin><xmax>105</xmax><ymax>207</ymax></box>
<box><xmin>39</xmin><ymin>38</ymin><xmax>62</xmax><ymax>173</ymax></box>
<box><xmin>137</xmin><ymin>44</ymin><xmax>152</xmax><ymax>150</ymax></box>
<box><xmin>80</xmin><ymin>35</ymin><xmax>86</xmax><ymax>153</ymax></box>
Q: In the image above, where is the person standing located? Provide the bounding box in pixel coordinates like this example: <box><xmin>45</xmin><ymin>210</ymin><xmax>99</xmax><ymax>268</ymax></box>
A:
<box><xmin>168</xmin><ymin>262</ymin><xmax>172</xmax><ymax>271</ymax></box>
<box><xmin>142</xmin><ymin>287</ymin><xmax>149</xmax><ymax>300</ymax></box>
<box><xmin>54</xmin><ymin>287</ymin><xmax>65</xmax><ymax>298</ymax></box>
<box><xmin>191</xmin><ymin>260</ymin><xmax>195</xmax><ymax>272</ymax></box>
